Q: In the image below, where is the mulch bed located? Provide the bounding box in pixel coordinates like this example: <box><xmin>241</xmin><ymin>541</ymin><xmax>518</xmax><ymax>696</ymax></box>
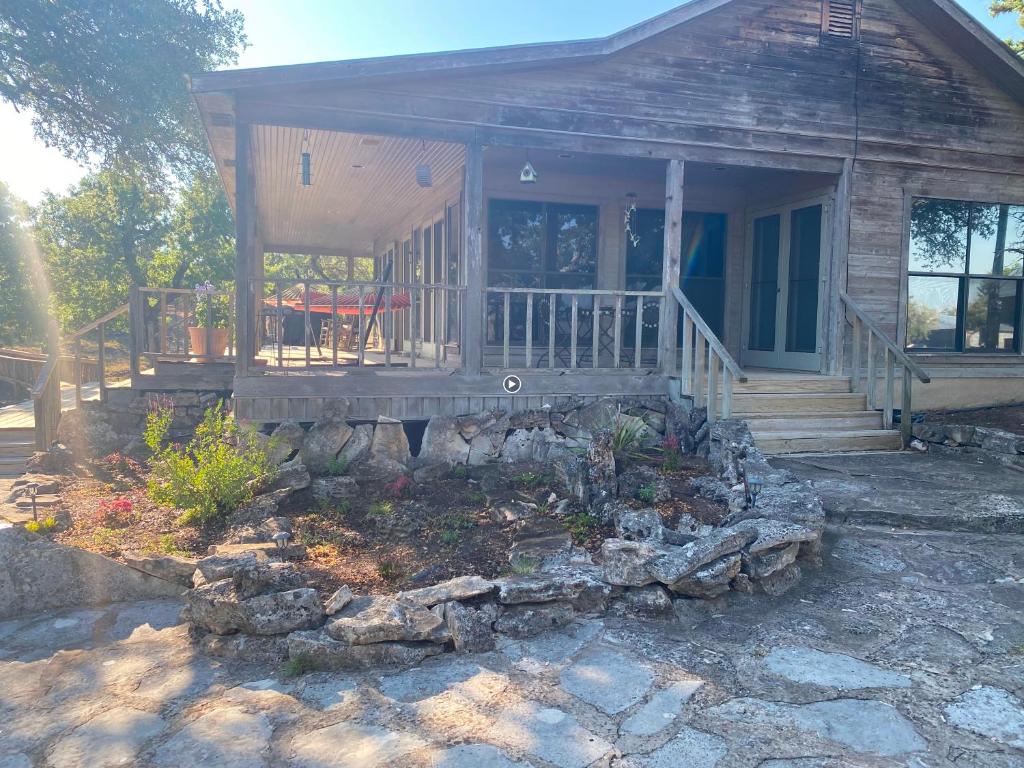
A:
<box><xmin>52</xmin><ymin>451</ymin><xmax>729</xmax><ymax>597</ymax></box>
<box><xmin>920</xmin><ymin>404</ymin><xmax>1024</xmax><ymax>435</ymax></box>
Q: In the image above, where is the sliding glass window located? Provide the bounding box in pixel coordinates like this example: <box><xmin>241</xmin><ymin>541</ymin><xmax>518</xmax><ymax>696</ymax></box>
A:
<box><xmin>907</xmin><ymin>198</ymin><xmax>1023</xmax><ymax>354</ymax></box>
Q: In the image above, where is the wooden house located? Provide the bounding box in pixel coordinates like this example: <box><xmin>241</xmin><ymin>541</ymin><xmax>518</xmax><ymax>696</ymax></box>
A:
<box><xmin>157</xmin><ymin>0</ymin><xmax>1024</xmax><ymax>453</ymax></box>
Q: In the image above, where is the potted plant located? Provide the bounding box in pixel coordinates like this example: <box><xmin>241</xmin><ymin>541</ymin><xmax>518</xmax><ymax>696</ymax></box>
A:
<box><xmin>188</xmin><ymin>281</ymin><xmax>231</xmax><ymax>360</ymax></box>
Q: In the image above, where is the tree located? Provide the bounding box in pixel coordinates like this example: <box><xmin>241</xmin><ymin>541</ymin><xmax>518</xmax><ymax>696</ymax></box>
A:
<box><xmin>906</xmin><ymin>299</ymin><xmax>941</xmax><ymax>347</ymax></box>
<box><xmin>0</xmin><ymin>1</ymin><xmax>246</xmax><ymax>175</ymax></box>
<box><xmin>34</xmin><ymin>170</ymin><xmax>171</xmax><ymax>330</ymax></box>
<box><xmin>0</xmin><ymin>181</ymin><xmax>43</xmax><ymax>345</ymax></box>
<box><xmin>992</xmin><ymin>0</ymin><xmax>1024</xmax><ymax>54</ymax></box>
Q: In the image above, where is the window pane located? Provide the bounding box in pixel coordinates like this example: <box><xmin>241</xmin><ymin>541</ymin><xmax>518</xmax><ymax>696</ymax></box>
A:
<box><xmin>488</xmin><ymin>200</ymin><xmax>544</xmax><ymax>272</ymax></box>
<box><xmin>909</xmin><ymin>198</ymin><xmax>969</xmax><ymax>273</ymax></box>
<box><xmin>965</xmin><ymin>278</ymin><xmax>1019</xmax><ymax>353</ymax></box>
<box><xmin>625</xmin><ymin>208</ymin><xmax>664</xmax><ymax>282</ymax></box>
<box><xmin>968</xmin><ymin>203</ymin><xmax>1024</xmax><ymax>277</ymax></box>
<box><xmin>548</xmin><ymin>203</ymin><xmax>598</xmax><ymax>276</ymax></box>
<box><xmin>748</xmin><ymin>214</ymin><xmax>780</xmax><ymax>351</ymax></box>
<box><xmin>906</xmin><ymin>276</ymin><xmax>960</xmax><ymax>351</ymax></box>
<box><xmin>785</xmin><ymin>204</ymin><xmax>822</xmax><ymax>353</ymax></box>
<box><xmin>683</xmin><ymin>212</ymin><xmax>727</xmax><ymax>278</ymax></box>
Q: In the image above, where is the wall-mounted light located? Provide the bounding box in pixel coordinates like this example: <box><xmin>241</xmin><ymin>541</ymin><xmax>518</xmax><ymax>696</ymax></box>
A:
<box><xmin>520</xmin><ymin>151</ymin><xmax>539</xmax><ymax>184</ymax></box>
<box><xmin>747</xmin><ymin>475</ymin><xmax>763</xmax><ymax>508</ymax></box>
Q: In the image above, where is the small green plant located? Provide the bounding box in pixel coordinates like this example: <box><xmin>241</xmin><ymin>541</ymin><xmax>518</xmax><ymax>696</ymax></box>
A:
<box><xmin>377</xmin><ymin>559</ymin><xmax>403</xmax><ymax>583</ymax></box>
<box><xmin>42</xmin><ymin>516</ymin><xmax>58</xmax><ymax>531</ymax></box>
<box><xmin>146</xmin><ymin>401</ymin><xmax>275</xmax><ymax>526</ymax></box>
<box><xmin>611</xmin><ymin>413</ymin><xmax>646</xmax><ymax>457</ymax></box>
<box><xmin>660</xmin><ymin>435</ymin><xmax>682</xmax><ymax>472</ymax></box>
<box><xmin>24</xmin><ymin>520</ymin><xmax>41</xmax><ymax>534</ymax></box>
<box><xmin>319</xmin><ymin>497</ymin><xmax>351</xmax><ymax>518</ymax></box>
<box><xmin>369</xmin><ymin>500</ymin><xmax>395</xmax><ymax>518</ymax></box>
<box><xmin>193</xmin><ymin>282</ymin><xmax>231</xmax><ymax>328</ymax></box>
<box><xmin>324</xmin><ymin>457</ymin><xmax>348</xmax><ymax>477</ymax></box>
<box><xmin>154</xmin><ymin>533</ymin><xmax>189</xmax><ymax>556</ymax></box>
<box><xmin>510</xmin><ymin>557</ymin><xmax>539</xmax><ymax>575</ymax></box>
<box><xmin>635</xmin><ymin>484</ymin><xmax>657</xmax><ymax>504</ymax></box>
<box><xmin>24</xmin><ymin>516</ymin><xmax>59</xmax><ymax>535</ymax></box>
<box><xmin>449</xmin><ymin>464</ymin><xmax>469</xmax><ymax>479</ymax></box>
<box><xmin>466</xmin><ymin>491</ymin><xmax>488</xmax><ymax>506</ymax></box>
<box><xmin>565</xmin><ymin>511</ymin><xmax>599</xmax><ymax>544</ymax></box>
<box><xmin>439</xmin><ymin>512</ymin><xmax>474</xmax><ymax>544</ymax></box>
<box><xmin>282</xmin><ymin>652</ymin><xmax>317</xmax><ymax>678</ymax></box>
<box><xmin>512</xmin><ymin>471</ymin><xmax>544</xmax><ymax>488</ymax></box>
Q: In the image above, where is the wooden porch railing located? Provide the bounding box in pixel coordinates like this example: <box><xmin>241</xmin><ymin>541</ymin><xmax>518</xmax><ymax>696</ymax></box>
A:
<box><xmin>672</xmin><ymin>286</ymin><xmax>747</xmax><ymax>422</ymax></box>
<box><xmin>484</xmin><ymin>287</ymin><xmax>664</xmax><ymax>371</ymax></box>
<box><xmin>252</xmin><ymin>279</ymin><xmax>465</xmax><ymax>371</ymax></box>
<box><xmin>31</xmin><ymin>303</ymin><xmax>129</xmax><ymax>450</ymax></box>
<box><xmin>136</xmin><ymin>286</ymin><xmax>236</xmax><ymax>365</ymax></box>
<box><xmin>841</xmin><ymin>290</ymin><xmax>930</xmax><ymax>445</ymax></box>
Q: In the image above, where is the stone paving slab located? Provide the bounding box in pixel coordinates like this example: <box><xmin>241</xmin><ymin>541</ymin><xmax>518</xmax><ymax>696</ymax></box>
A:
<box><xmin>1</xmin><ymin>524</ymin><xmax>1024</xmax><ymax>767</ymax></box>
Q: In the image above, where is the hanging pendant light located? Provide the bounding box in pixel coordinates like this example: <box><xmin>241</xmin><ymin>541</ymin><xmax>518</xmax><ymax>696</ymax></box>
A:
<box><xmin>415</xmin><ymin>140</ymin><xmax>433</xmax><ymax>187</ymax></box>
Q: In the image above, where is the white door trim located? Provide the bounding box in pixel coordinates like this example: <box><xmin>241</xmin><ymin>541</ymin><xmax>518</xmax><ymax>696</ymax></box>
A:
<box><xmin>741</xmin><ymin>193</ymin><xmax>833</xmax><ymax>372</ymax></box>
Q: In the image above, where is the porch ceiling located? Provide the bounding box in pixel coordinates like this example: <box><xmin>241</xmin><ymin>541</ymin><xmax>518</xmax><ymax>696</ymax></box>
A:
<box><xmin>252</xmin><ymin>124</ymin><xmax>465</xmax><ymax>255</ymax></box>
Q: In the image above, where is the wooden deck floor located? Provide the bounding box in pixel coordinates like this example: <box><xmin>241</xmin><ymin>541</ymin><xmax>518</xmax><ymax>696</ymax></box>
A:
<box><xmin>0</xmin><ymin>380</ymin><xmax>124</xmax><ymax>431</ymax></box>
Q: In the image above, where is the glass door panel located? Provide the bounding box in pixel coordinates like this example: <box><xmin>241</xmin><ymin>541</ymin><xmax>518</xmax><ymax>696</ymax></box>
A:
<box><xmin>786</xmin><ymin>204</ymin><xmax>823</xmax><ymax>354</ymax></box>
<box><xmin>748</xmin><ymin>214</ymin><xmax>781</xmax><ymax>352</ymax></box>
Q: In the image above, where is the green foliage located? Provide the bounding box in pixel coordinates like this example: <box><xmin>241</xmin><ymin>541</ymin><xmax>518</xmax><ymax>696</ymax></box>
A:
<box><xmin>23</xmin><ymin>520</ymin><xmax>41</xmax><ymax>534</ymax></box>
<box><xmin>661</xmin><ymin>450</ymin><xmax>682</xmax><ymax>473</ymax></box>
<box><xmin>153</xmin><ymin>533</ymin><xmax>189</xmax><ymax>557</ymax></box>
<box><xmin>991</xmin><ymin>0</ymin><xmax>1024</xmax><ymax>54</ymax></box>
<box><xmin>377</xmin><ymin>559</ymin><xmax>403</xmax><ymax>583</ymax></box>
<box><xmin>466</xmin><ymin>491</ymin><xmax>488</xmax><ymax>506</ymax></box>
<box><xmin>449</xmin><ymin>464</ymin><xmax>469</xmax><ymax>479</ymax></box>
<box><xmin>282</xmin><ymin>653</ymin><xmax>317</xmax><ymax>678</ymax></box>
<box><xmin>439</xmin><ymin>512</ymin><xmax>474</xmax><ymax>544</ymax></box>
<box><xmin>0</xmin><ymin>182</ymin><xmax>45</xmax><ymax>345</ymax></box>
<box><xmin>318</xmin><ymin>497</ymin><xmax>351</xmax><ymax>519</ymax></box>
<box><xmin>635</xmin><ymin>484</ymin><xmax>657</xmax><ymax>504</ymax></box>
<box><xmin>368</xmin><ymin>500</ymin><xmax>395</xmax><ymax>518</ymax></box>
<box><xmin>0</xmin><ymin>0</ymin><xmax>246</xmax><ymax>174</ymax></box>
<box><xmin>612</xmin><ymin>416</ymin><xmax>646</xmax><ymax>457</ymax></box>
<box><xmin>324</xmin><ymin>457</ymin><xmax>348</xmax><ymax>477</ymax></box>
<box><xmin>512</xmin><ymin>471</ymin><xmax>544</xmax><ymax>488</ymax></box>
<box><xmin>510</xmin><ymin>558</ymin><xmax>539</xmax><ymax>576</ymax></box>
<box><xmin>565</xmin><ymin>511</ymin><xmax>599</xmax><ymax>544</ymax></box>
<box><xmin>146</xmin><ymin>402</ymin><xmax>274</xmax><ymax>526</ymax></box>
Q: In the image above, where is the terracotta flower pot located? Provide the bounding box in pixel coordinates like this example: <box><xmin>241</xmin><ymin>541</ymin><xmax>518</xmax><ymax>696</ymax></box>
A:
<box><xmin>188</xmin><ymin>327</ymin><xmax>229</xmax><ymax>360</ymax></box>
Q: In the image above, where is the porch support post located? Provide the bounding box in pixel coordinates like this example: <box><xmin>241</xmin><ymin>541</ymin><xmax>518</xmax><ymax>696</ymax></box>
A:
<box><xmin>659</xmin><ymin>158</ymin><xmax>685</xmax><ymax>373</ymax></box>
<box><xmin>827</xmin><ymin>157</ymin><xmax>853</xmax><ymax>375</ymax></box>
<box><xmin>462</xmin><ymin>142</ymin><xmax>484</xmax><ymax>376</ymax></box>
<box><xmin>234</xmin><ymin>119</ymin><xmax>253</xmax><ymax>377</ymax></box>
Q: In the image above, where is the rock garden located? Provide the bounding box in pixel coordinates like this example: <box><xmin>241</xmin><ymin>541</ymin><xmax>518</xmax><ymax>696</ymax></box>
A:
<box><xmin>3</xmin><ymin>392</ymin><xmax>827</xmax><ymax>674</ymax></box>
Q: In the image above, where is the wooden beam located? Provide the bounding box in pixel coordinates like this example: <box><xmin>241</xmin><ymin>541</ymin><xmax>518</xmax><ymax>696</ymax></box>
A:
<box><xmin>659</xmin><ymin>159</ymin><xmax>684</xmax><ymax>372</ymax></box>
<box><xmin>462</xmin><ymin>142</ymin><xmax>484</xmax><ymax>377</ymax></box>
<box><xmin>827</xmin><ymin>157</ymin><xmax>853</xmax><ymax>375</ymax></box>
<box><xmin>234</xmin><ymin>120</ymin><xmax>253</xmax><ymax>377</ymax></box>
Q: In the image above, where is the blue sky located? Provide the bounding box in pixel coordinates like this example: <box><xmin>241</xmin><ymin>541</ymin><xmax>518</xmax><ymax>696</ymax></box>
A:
<box><xmin>0</xmin><ymin>0</ymin><xmax>1019</xmax><ymax>203</ymax></box>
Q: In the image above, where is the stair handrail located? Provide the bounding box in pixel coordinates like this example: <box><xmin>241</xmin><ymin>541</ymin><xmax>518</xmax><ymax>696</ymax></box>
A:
<box><xmin>671</xmin><ymin>285</ymin><xmax>747</xmax><ymax>423</ymax></box>
<box><xmin>839</xmin><ymin>289</ymin><xmax>930</xmax><ymax>446</ymax></box>
<box><xmin>31</xmin><ymin>303</ymin><xmax>130</xmax><ymax>451</ymax></box>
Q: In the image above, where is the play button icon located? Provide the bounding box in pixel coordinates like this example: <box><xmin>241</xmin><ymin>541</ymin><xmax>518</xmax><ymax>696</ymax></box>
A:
<box><xmin>502</xmin><ymin>375</ymin><xmax>522</xmax><ymax>394</ymax></box>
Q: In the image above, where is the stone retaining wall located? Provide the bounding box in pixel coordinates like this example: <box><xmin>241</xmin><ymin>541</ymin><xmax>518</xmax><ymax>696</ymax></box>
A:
<box><xmin>176</xmin><ymin>403</ymin><xmax>826</xmax><ymax>672</ymax></box>
<box><xmin>912</xmin><ymin>423</ymin><xmax>1024</xmax><ymax>468</ymax></box>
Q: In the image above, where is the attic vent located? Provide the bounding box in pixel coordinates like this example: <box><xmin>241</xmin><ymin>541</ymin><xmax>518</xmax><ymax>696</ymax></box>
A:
<box><xmin>822</xmin><ymin>0</ymin><xmax>861</xmax><ymax>40</ymax></box>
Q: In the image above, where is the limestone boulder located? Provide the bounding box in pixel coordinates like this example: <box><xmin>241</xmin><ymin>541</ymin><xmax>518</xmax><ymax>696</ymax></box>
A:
<box><xmin>311</xmin><ymin>476</ymin><xmax>358</xmax><ymax>503</ymax></box>
<box><xmin>272</xmin><ymin>458</ymin><xmax>311</xmax><ymax>491</ymax></box>
<box><xmin>419</xmin><ymin>415</ymin><xmax>470</xmax><ymax>466</ymax></box>
<box><xmin>338</xmin><ymin>423</ymin><xmax>373</xmax><ymax>466</ymax></box>
<box><xmin>326</xmin><ymin>595</ymin><xmax>450</xmax><ymax>645</ymax></box>
<box><xmin>300</xmin><ymin>400</ymin><xmax>353</xmax><ymax>474</ymax></box>
<box><xmin>669</xmin><ymin>553</ymin><xmax>741</xmax><ymax>598</ymax></box>
<box><xmin>494</xmin><ymin>601</ymin><xmax>574</xmax><ymax>638</ymax></box>
<box><xmin>496</xmin><ymin>570</ymin><xmax>598</xmax><ymax>605</ymax></box>
<box><xmin>445</xmin><ymin>601</ymin><xmax>498</xmax><ymax>652</ymax></box>
<box><xmin>187</xmin><ymin>580</ymin><xmax>324</xmax><ymax>635</ymax></box>
<box><xmin>743</xmin><ymin>542</ymin><xmax>800</xmax><ymax>580</ymax></box>
<box><xmin>193</xmin><ymin>549</ymin><xmax>270</xmax><ymax>587</ymax></box>
<box><xmin>268</xmin><ymin>421</ymin><xmax>305</xmax><ymax>464</ymax></box>
<box><xmin>370</xmin><ymin>416</ymin><xmax>411</xmax><ymax>465</ymax></box>
<box><xmin>231</xmin><ymin>561</ymin><xmax>306</xmax><ymax>599</ymax></box>
<box><xmin>508</xmin><ymin>517</ymin><xmax>582</xmax><ymax>570</ymax></box>
<box><xmin>742</xmin><ymin>517</ymin><xmax>820</xmax><ymax>555</ymax></box>
<box><xmin>287</xmin><ymin>630</ymin><xmax>443</xmax><ymax>671</ymax></box>
<box><xmin>614</xmin><ymin>505</ymin><xmax>665</xmax><ymax>542</ymax></box>
<box><xmin>758</xmin><ymin>562</ymin><xmax>803</xmax><ymax>597</ymax></box>
<box><xmin>614</xmin><ymin>585</ymin><xmax>674</xmax><ymax>615</ymax></box>
<box><xmin>397</xmin><ymin>575</ymin><xmax>495</xmax><ymax>607</ymax></box>
<box><xmin>650</xmin><ymin>527</ymin><xmax>756</xmax><ymax>587</ymax></box>
<box><xmin>461</xmin><ymin>411</ymin><xmax>509</xmax><ymax>465</ymax></box>
<box><xmin>123</xmin><ymin>553</ymin><xmax>196</xmax><ymax>587</ymax></box>
<box><xmin>600</xmin><ymin>538</ymin><xmax>661</xmax><ymax>587</ymax></box>
<box><xmin>324</xmin><ymin>585</ymin><xmax>354</xmax><ymax>615</ymax></box>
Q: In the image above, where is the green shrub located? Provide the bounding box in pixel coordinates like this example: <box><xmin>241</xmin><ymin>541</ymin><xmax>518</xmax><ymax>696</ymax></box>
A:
<box><xmin>611</xmin><ymin>414</ymin><xmax>646</xmax><ymax>457</ymax></box>
<box><xmin>24</xmin><ymin>520</ymin><xmax>41</xmax><ymax>534</ymax></box>
<box><xmin>324</xmin><ymin>457</ymin><xmax>348</xmax><ymax>477</ymax></box>
<box><xmin>635</xmin><ymin>484</ymin><xmax>657</xmax><ymax>504</ymax></box>
<box><xmin>282</xmin><ymin>652</ymin><xmax>317</xmax><ymax>678</ymax></box>
<box><xmin>565</xmin><ymin>511</ymin><xmax>599</xmax><ymax>544</ymax></box>
<box><xmin>449</xmin><ymin>464</ymin><xmax>469</xmax><ymax>479</ymax></box>
<box><xmin>146</xmin><ymin>402</ymin><xmax>274</xmax><ymax>526</ymax></box>
<box><xmin>369</xmin><ymin>500</ymin><xmax>395</xmax><ymax>518</ymax></box>
<box><xmin>512</xmin><ymin>471</ymin><xmax>544</xmax><ymax>488</ymax></box>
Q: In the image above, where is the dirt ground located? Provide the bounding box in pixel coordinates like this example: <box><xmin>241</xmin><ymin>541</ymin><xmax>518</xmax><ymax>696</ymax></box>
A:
<box><xmin>54</xmin><ymin>451</ymin><xmax>728</xmax><ymax>597</ymax></box>
<box><xmin>921</xmin><ymin>403</ymin><xmax>1024</xmax><ymax>434</ymax></box>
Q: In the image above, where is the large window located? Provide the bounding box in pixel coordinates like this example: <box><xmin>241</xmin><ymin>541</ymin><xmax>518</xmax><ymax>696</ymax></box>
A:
<box><xmin>625</xmin><ymin>209</ymin><xmax>727</xmax><ymax>341</ymax></box>
<box><xmin>907</xmin><ymin>198</ymin><xmax>1024</xmax><ymax>353</ymax></box>
<box><xmin>487</xmin><ymin>200</ymin><xmax>598</xmax><ymax>344</ymax></box>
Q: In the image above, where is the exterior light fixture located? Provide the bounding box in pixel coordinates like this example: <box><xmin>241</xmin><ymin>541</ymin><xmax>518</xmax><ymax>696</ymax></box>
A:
<box><xmin>519</xmin><ymin>159</ymin><xmax>539</xmax><ymax>184</ymax></box>
<box><xmin>747</xmin><ymin>475</ymin><xmax>763</xmax><ymax>508</ymax></box>
<box><xmin>301</xmin><ymin>152</ymin><xmax>312</xmax><ymax>186</ymax></box>
<box><xmin>27</xmin><ymin>482</ymin><xmax>39</xmax><ymax>521</ymax></box>
<box><xmin>272</xmin><ymin>531</ymin><xmax>292</xmax><ymax>551</ymax></box>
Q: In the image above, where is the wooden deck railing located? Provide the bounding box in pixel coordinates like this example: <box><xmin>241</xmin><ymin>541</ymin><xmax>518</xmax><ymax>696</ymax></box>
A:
<box><xmin>31</xmin><ymin>303</ymin><xmax>129</xmax><ymax>450</ymax></box>
<box><xmin>841</xmin><ymin>290</ymin><xmax>930</xmax><ymax>445</ymax></box>
<box><xmin>135</xmin><ymin>286</ymin><xmax>236</xmax><ymax>365</ymax></box>
<box><xmin>671</xmin><ymin>286</ymin><xmax>747</xmax><ymax>422</ymax></box>
<box><xmin>483</xmin><ymin>287</ymin><xmax>664</xmax><ymax>371</ymax></box>
<box><xmin>253</xmin><ymin>279</ymin><xmax>465</xmax><ymax>371</ymax></box>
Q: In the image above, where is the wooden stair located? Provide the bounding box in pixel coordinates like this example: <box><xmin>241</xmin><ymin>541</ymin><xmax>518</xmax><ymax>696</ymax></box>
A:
<box><xmin>0</xmin><ymin>427</ymin><xmax>33</xmax><ymax>479</ymax></box>
<box><xmin>733</xmin><ymin>373</ymin><xmax>903</xmax><ymax>455</ymax></box>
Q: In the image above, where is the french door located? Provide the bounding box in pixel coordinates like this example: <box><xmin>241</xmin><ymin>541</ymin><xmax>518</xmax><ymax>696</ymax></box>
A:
<box><xmin>741</xmin><ymin>196</ymin><xmax>831</xmax><ymax>371</ymax></box>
